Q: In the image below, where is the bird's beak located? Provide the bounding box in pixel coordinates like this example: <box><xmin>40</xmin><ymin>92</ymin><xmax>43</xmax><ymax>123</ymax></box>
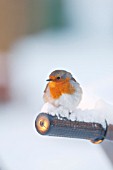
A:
<box><xmin>46</xmin><ymin>79</ymin><xmax>52</xmax><ymax>81</ymax></box>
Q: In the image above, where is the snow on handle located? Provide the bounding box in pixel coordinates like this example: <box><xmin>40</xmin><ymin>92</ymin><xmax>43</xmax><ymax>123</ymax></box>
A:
<box><xmin>39</xmin><ymin>100</ymin><xmax>113</xmax><ymax>143</ymax></box>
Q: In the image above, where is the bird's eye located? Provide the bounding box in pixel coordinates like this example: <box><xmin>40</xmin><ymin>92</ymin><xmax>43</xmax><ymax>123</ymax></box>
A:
<box><xmin>56</xmin><ymin>77</ymin><xmax>60</xmax><ymax>80</ymax></box>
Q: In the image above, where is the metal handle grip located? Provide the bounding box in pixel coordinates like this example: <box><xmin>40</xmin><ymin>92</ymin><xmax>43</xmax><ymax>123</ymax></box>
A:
<box><xmin>35</xmin><ymin>113</ymin><xmax>108</xmax><ymax>144</ymax></box>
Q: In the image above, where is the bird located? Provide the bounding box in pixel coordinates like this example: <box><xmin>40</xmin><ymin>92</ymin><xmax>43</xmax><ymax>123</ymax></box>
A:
<box><xmin>43</xmin><ymin>70</ymin><xmax>83</xmax><ymax>118</ymax></box>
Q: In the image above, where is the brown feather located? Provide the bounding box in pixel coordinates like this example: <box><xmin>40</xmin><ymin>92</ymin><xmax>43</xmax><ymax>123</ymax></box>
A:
<box><xmin>71</xmin><ymin>77</ymin><xmax>76</xmax><ymax>82</ymax></box>
<box><xmin>44</xmin><ymin>83</ymin><xmax>49</xmax><ymax>93</ymax></box>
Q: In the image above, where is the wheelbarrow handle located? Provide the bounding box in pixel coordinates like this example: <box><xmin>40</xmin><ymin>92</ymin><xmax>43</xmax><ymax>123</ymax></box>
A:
<box><xmin>35</xmin><ymin>113</ymin><xmax>109</xmax><ymax>144</ymax></box>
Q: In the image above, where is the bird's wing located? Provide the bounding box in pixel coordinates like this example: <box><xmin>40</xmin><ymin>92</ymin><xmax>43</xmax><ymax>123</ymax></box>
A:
<box><xmin>44</xmin><ymin>83</ymin><xmax>49</xmax><ymax>93</ymax></box>
<box><xmin>43</xmin><ymin>83</ymin><xmax>50</xmax><ymax>103</ymax></box>
<box><xmin>71</xmin><ymin>77</ymin><xmax>76</xmax><ymax>82</ymax></box>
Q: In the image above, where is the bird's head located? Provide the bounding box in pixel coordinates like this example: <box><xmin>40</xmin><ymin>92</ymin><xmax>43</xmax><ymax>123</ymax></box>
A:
<box><xmin>46</xmin><ymin>70</ymin><xmax>73</xmax><ymax>83</ymax></box>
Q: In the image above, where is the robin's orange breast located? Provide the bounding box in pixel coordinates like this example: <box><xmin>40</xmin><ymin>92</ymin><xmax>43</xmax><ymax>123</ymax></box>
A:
<box><xmin>49</xmin><ymin>80</ymin><xmax>75</xmax><ymax>99</ymax></box>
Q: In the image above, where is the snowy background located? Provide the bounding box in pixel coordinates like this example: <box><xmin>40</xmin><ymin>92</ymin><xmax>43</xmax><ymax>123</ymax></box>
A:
<box><xmin>0</xmin><ymin>0</ymin><xmax>113</xmax><ymax>170</ymax></box>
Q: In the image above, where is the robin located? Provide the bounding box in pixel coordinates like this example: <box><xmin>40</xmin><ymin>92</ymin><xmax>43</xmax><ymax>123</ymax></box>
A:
<box><xmin>43</xmin><ymin>70</ymin><xmax>82</xmax><ymax>118</ymax></box>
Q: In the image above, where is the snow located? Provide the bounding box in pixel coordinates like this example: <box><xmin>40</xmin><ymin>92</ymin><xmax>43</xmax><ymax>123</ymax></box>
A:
<box><xmin>41</xmin><ymin>100</ymin><xmax>113</xmax><ymax>129</ymax></box>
